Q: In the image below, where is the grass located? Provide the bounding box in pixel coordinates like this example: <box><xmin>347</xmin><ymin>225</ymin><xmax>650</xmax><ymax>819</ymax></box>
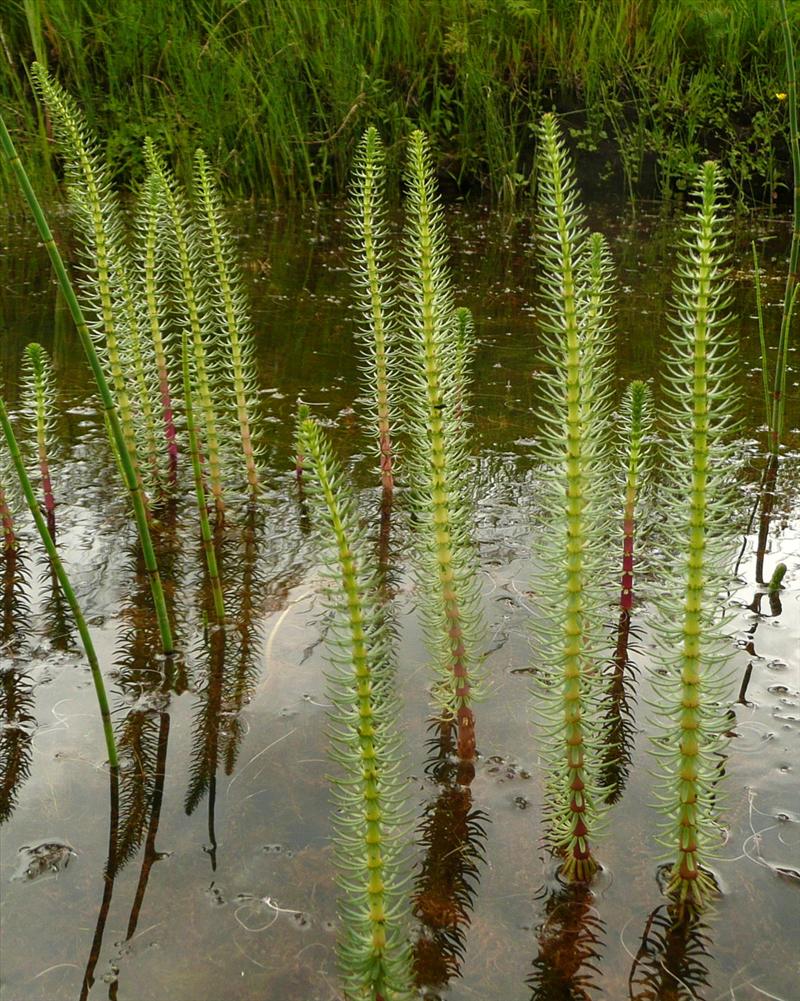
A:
<box><xmin>0</xmin><ymin>0</ymin><xmax>797</xmax><ymax>205</ymax></box>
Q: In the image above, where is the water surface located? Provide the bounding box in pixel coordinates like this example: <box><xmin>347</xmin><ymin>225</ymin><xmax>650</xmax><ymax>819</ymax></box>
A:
<box><xmin>0</xmin><ymin>198</ymin><xmax>798</xmax><ymax>1000</ymax></box>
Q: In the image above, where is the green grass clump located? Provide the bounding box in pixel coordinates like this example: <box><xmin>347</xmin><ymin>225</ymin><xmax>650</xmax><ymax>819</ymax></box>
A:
<box><xmin>1</xmin><ymin>1</ymin><xmax>795</xmax><ymax>204</ymax></box>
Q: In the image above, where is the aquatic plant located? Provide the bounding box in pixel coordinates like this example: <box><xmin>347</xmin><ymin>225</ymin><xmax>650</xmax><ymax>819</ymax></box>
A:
<box><xmin>181</xmin><ymin>332</ymin><xmax>225</xmax><ymax>623</ymax></box>
<box><xmin>527</xmin><ymin>882</ymin><xmax>606</xmax><ymax>1000</ymax></box>
<box><xmin>297</xmin><ymin>414</ymin><xmax>413</xmax><ymax>1001</ymax></box>
<box><xmin>193</xmin><ymin>148</ymin><xmax>261</xmax><ymax>501</ymax></box>
<box><xmin>0</xmin><ymin>665</ymin><xmax>35</xmax><ymax>825</ymax></box>
<box><xmin>0</xmin><ymin>107</ymin><xmax>175</xmax><ymax>656</ymax></box>
<box><xmin>0</xmin><ymin>399</ymin><xmax>118</xmax><ymax>769</ymax></box>
<box><xmin>132</xmin><ymin>172</ymin><xmax>179</xmax><ymax>494</ymax></box>
<box><xmin>600</xmin><ymin>381</ymin><xmax>654</xmax><ymax>804</ymax></box>
<box><xmin>349</xmin><ymin>126</ymin><xmax>399</xmax><ymax>497</ymax></box>
<box><xmin>31</xmin><ymin>65</ymin><xmax>150</xmax><ymax>499</ymax></box>
<box><xmin>649</xmin><ymin>161</ymin><xmax>740</xmax><ymax>912</ymax></box>
<box><xmin>529</xmin><ymin>114</ymin><xmax>616</xmax><ymax>881</ymax></box>
<box><xmin>628</xmin><ymin>904</ymin><xmax>713</xmax><ymax>1000</ymax></box>
<box><xmin>412</xmin><ymin>720</ymin><xmax>487</xmax><ymax>991</ymax></box>
<box><xmin>145</xmin><ymin>139</ymin><xmax>227</xmax><ymax>524</ymax></box>
<box><xmin>400</xmin><ymin>129</ymin><xmax>483</xmax><ymax>763</ymax></box>
<box><xmin>20</xmin><ymin>342</ymin><xmax>59</xmax><ymax>539</ymax></box>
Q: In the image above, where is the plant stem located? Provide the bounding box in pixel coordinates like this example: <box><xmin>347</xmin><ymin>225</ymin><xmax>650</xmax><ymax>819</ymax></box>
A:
<box><xmin>0</xmin><ymin>398</ymin><xmax>118</xmax><ymax>768</ymax></box>
<box><xmin>0</xmin><ymin>113</ymin><xmax>175</xmax><ymax>656</ymax></box>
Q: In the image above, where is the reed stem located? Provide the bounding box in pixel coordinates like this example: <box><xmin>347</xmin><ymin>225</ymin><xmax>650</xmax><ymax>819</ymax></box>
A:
<box><xmin>774</xmin><ymin>0</ymin><xmax>799</xmax><ymax>455</ymax></box>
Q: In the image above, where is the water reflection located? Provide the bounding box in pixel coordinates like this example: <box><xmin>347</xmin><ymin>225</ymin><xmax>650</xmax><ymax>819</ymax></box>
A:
<box><xmin>599</xmin><ymin>608</ymin><xmax>640</xmax><ymax>806</ymax></box>
<box><xmin>1</xmin><ymin>545</ymin><xmax>31</xmax><ymax>656</ymax></box>
<box><xmin>627</xmin><ymin>904</ymin><xmax>713</xmax><ymax>1000</ymax></box>
<box><xmin>79</xmin><ymin>765</ymin><xmax>120</xmax><ymax>1001</ymax></box>
<box><xmin>413</xmin><ymin>718</ymin><xmax>488</xmax><ymax>994</ymax></box>
<box><xmin>527</xmin><ymin>881</ymin><xmax>606</xmax><ymax>1001</ymax></box>
<box><xmin>0</xmin><ymin>665</ymin><xmax>35</xmax><ymax>825</ymax></box>
<box><xmin>0</xmin><ymin>547</ymin><xmax>35</xmax><ymax>825</ymax></box>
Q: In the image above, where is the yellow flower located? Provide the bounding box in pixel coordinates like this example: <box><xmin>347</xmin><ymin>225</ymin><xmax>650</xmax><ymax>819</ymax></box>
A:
<box><xmin>775</xmin><ymin>92</ymin><xmax>788</xmax><ymax>101</ymax></box>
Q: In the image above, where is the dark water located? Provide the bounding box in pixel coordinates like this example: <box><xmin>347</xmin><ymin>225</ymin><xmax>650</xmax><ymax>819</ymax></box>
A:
<box><xmin>0</xmin><ymin>199</ymin><xmax>798</xmax><ymax>1001</ymax></box>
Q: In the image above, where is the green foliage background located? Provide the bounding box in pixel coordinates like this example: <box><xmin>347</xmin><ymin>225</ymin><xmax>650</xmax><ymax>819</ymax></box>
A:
<box><xmin>0</xmin><ymin>0</ymin><xmax>797</xmax><ymax>203</ymax></box>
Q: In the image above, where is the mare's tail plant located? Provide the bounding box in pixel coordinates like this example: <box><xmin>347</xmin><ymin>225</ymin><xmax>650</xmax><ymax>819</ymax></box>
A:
<box><xmin>181</xmin><ymin>333</ymin><xmax>225</xmax><ymax>624</ymax></box>
<box><xmin>30</xmin><ymin>65</ymin><xmax>151</xmax><ymax>499</ymax></box>
<box><xmin>349</xmin><ymin>127</ymin><xmax>399</xmax><ymax>499</ymax></box>
<box><xmin>0</xmin><ymin>399</ymin><xmax>118</xmax><ymax>768</ymax></box>
<box><xmin>193</xmin><ymin>149</ymin><xmax>261</xmax><ymax>502</ymax></box>
<box><xmin>297</xmin><ymin>414</ymin><xmax>413</xmax><ymax>1001</ymax></box>
<box><xmin>133</xmin><ymin>172</ymin><xmax>180</xmax><ymax>493</ymax></box>
<box><xmin>146</xmin><ymin>139</ymin><xmax>227</xmax><ymax>524</ymax></box>
<box><xmin>601</xmin><ymin>379</ymin><xmax>653</xmax><ymax>804</ymax></box>
<box><xmin>650</xmin><ymin>161</ymin><xmax>740</xmax><ymax>913</ymax></box>
<box><xmin>400</xmin><ymin>130</ymin><xmax>483</xmax><ymax>765</ymax></box>
<box><xmin>0</xmin><ymin>87</ymin><xmax>174</xmax><ymax>655</ymax></box>
<box><xmin>21</xmin><ymin>342</ymin><xmax>58</xmax><ymax>540</ymax></box>
<box><xmin>610</xmin><ymin>380</ymin><xmax>653</xmax><ymax>686</ymax></box>
<box><xmin>529</xmin><ymin>114</ymin><xmax>616</xmax><ymax>881</ymax></box>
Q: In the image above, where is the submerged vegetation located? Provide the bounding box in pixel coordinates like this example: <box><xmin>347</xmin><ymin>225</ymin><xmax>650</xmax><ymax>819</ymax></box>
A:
<box><xmin>1</xmin><ymin>0</ymin><xmax>798</xmax><ymax>205</ymax></box>
<box><xmin>0</xmin><ymin>14</ymin><xmax>798</xmax><ymax>995</ymax></box>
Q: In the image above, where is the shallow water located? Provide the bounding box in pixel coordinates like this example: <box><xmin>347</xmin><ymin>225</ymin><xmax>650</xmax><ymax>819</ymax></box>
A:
<box><xmin>0</xmin><ymin>198</ymin><xmax>798</xmax><ymax>1001</ymax></box>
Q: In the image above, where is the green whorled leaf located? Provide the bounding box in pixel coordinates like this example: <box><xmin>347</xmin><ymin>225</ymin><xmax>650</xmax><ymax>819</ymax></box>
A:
<box><xmin>397</xmin><ymin>130</ymin><xmax>484</xmax><ymax>747</ymax></box>
<box><xmin>297</xmin><ymin>415</ymin><xmax>413</xmax><ymax>1001</ymax></box>
<box><xmin>192</xmin><ymin>149</ymin><xmax>262</xmax><ymax>499</ymax></box>
<box><xmin>31</xmin><ymin>65</ymin><xmax>159</xmax><ymax>496</ymax></box>
<box><xmin>348</xmin><ymin>126</ymin><xmax>399</xmax><ymax>492</ymax></box>
<box><xmin>20</xmin><ymin>342</ymin><xmax>59</xmax><ymax>532</ymax></box>
<box><xmin>144</xmin><ymin>139</ymin><xmax>228</xmax><ymax>518</ymax></box>
<box><xmin>648</xmin><ymin>161</ymin><xmax>742</xmax><ymax>913</ymax></box>
<box><xmin>528</xmin><ymin>114</ymin><xmax>618</xmax><ymax>880</ymax></box>
<box><xmin>131</xmin><ymin>171</ymin><xmax>179</xmax><ymax>493</ymax></box>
